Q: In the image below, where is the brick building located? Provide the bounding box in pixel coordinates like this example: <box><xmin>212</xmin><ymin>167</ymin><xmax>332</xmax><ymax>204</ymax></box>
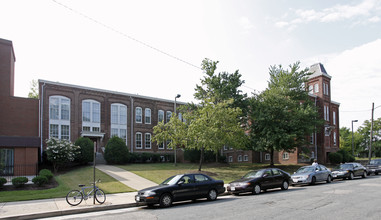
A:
<box><xmin>39</xmin><ymin>80</ymin><xmax>185</xmax><ymax>161</ymax></box>
<box><xmin>223</xmin><ymin>63</ymin><xmax>340</xmax><ymax>164</ymax></box>
<box><xmin>0</xmin><ymin>38</ymin><xmax>39</xmax><ymax>176</ymax></box>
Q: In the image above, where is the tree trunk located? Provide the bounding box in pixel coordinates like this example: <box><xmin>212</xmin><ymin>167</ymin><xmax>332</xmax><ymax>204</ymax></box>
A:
<box><xmin>270</xmin><ymin>149</ymin><xmax>275</xmax><ymax>167</ymax></box>
<box><xmin>198</xmin><ymin>147</ymin><xmax>204</xmax><ymax>171</ymax></box>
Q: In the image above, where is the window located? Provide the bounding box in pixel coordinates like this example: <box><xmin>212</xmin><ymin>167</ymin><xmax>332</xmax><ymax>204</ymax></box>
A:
<box><xmin>308</xmin><ymin>85</ymin><xmax>313</xmax><ymax>94</ymax></box>
<box><xmin>195</xmin><ymin>174</ymin><xmax>210</xmax><ymax>182</ymax></box>
<box><xmin>135</xmin><ymin>107</ymin><xmax>142</xmax><ymax>123</ymax></box>
<box><xmin>135</xmin><ymin>132</ymin><xmax>142</xmax><ymax>149</ymax></box>
<box><xmin>166</xmin><ymin>111</ymin><xmax>172</xmax><ymax>123</ymax></box>
<box><xmin>145</xmin><ymin>108</ymin><xmax>151</xmax><ymax>124</ymax></box>
<box><xmin>178</xmin><ymin>113</ymin><xmax>182</xmax><ymax>121</ymax></box>
<box><xmin>333</xmin><ymin>111</ymin><xmax>336</xmax><ymax>125</ymax></box>
<box><xmin>333</xmin><ymin>132</ymin><xmax>337</xmax><ymax>145</ymax></box>
<box><xmin>314</xmin><ymin>84</ymin><xmax>319</xmax><ymax>93</ymax></box>
<box><xmin>272</xmin><ymin>169</ymin><xmax>280</xmax><ymax>175</ymax></box>
<box><xmin>324</xmin><ymin>83</ymin><xmax>329</xmax><ymax>95</ymax></box>
<box><xmin>223</xmin><ymin>145</ymin><xmax>228</xmax><ymax>151</ymax></box>
<box><xmin>283</xmin><ymin>152</ymin><xmax>289</xmax><ymax>160</ymax></box>
<box><xmin>228</xmin><ymin>156</ymin><xmax>233</xmax><ymax>162</ymax></box>
<box><xmin>310</xmin><ymin>133</ymin><xmax>314</xmax><ymax>144</ymax></box>
<box><xmin>166</xmin><ymin>140</ymin><xmax>172</xmax><ymax>149</ymax></box>
<box><xmin>324</xmin><ymin>105</ymin><xmax>330</xmax><ymax>121</ymax></box>
<box><xmin>244</xmin><ymin>155</ymin><xmax>248</xmax><ymax>161</ymax></box>
<box><xmin>145</xmin><ymin>133</ymin><xmax>152</xmax><ymax>149</ymax></box>
<box><xmin>111</xmin><ymin>104</ymin><xmax>128</xmax><ymax>143</ymax></box>
<box><xmin>158</xmin><ymin>110</ymin><xmax>164</xmax><ymax>123</ymax></box>
<box><xmin>0</xmin><ymin>149</ymin><xmax>14</xmax><ymax>175</ymax></box>
<box><xmin>311</xmin><ymin>151</ymin><xmax>315</xmax><ymax>159</ymax></box>
<box><xmin>49</xmin><ymin>96</ymin><xmax>70</xmax><ymax>140</ymax></box>
<box><xmin>238</xmin><ymin>155</ymin><xmax>242</xmax><ymax>162</ymax></box>
<box><xmin>265</xmin><ymin>153</ymin><xmax>270</xmax><ymax>160</ymax></box>
<box><xmin>82</xmin><ymin>100</ymin><xmax>101</xmax><ymax>132</ymax></box>
<box><xmin>158</xmin><ymin>142</ymin><xmax>164</xmax><ymax>150</ymax></box>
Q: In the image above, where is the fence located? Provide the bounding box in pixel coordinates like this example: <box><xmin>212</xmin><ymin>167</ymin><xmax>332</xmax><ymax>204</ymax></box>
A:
<box><xmin>0</xmin><ymin>164</ymin><xmax>38</xmax><ymax>183</ymax></box>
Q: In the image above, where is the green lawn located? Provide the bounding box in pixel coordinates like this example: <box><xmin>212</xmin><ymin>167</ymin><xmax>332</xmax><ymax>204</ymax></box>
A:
<box><xmin>0</xmin><ymin>166</ymin><xmax>134</xmax><ymax>203</ymax></box>
<box><xmin>118</xmin><ymin>163</ymin><xmax>303</xmax><ymax>184</ymax></box>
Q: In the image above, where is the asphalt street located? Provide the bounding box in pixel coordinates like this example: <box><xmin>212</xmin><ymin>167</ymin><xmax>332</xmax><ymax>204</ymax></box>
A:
<box><xmin>40</xmin><ymin>175</ymin><xmax>381</xmax><ymax>220</ymax></box>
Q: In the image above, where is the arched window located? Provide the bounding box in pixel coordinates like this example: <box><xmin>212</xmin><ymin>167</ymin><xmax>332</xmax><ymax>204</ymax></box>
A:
<box><xmin>145</xmin><ymin>108</ymin><xmax>151</xmax><ymax>124</ymax></box>
<box><xmin>49</xmin><ymin>96</ymin><xmax>70</xmax><ymax>140</ymax></box>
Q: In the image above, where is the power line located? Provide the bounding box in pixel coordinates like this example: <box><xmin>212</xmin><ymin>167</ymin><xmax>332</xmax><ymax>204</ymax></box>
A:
<box><xmin>341</xmin><ymin>105</ymin><xmax>381</xmax><ymax>113</ymax></box>
<box><xmin>51</xmin><ymin>0</ymin><xmax>201</xmax><ymax>70</ymax></box>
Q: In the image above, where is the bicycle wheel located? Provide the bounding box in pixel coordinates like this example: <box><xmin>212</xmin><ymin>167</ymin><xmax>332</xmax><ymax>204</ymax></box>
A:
<box><xmin>66</xmin><ymin>190</ymin><xmax>83</xmax><ymax>206</ymax></box>
<box><xmin>95</xmin><ymin>189</ymin><xmax>106</xmax><ymax>204</ymax></box>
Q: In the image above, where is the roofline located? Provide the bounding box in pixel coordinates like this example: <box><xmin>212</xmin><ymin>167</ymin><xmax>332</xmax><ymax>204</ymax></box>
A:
<box><xmin>38</xmin><ymin>79</ymin><xmax>188</xmax><ymax>105</ymax></box>
<box><xmin>331</xmin><ymin>100</ymin><xmax>340</xmax><ymax>106</ymax></box>
<box><xmin>0</xmin><ymin>38</ymin><xmax>16</xmax><ymax>61</ymax></box>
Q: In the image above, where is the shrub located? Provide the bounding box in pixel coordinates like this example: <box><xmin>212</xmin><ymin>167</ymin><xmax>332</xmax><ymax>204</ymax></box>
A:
<box><xmin>75</xmin><ymin>137</ymin><xmax>94</xmax><ymax>164</ymax></box>
<box><xmin>104</xmin><ymin>136</ymin><xmax>129</xmax><ymax>164</ymax></box>
<box><xmin>45</xmin><ymin>138</ymin><xmax>80</xmax><ymax>173</ymax></box>
<box><xmin>12</xmin><ymin>177</ymin><xmax>29</xmax><ymax>188</ymax></box>
<box><xmin>39</xmin><ymin>169</ymin><xmax>54</xmax><ymax>181</ymax></box>
<box><xmin>0</xmin><ymin>177</ymin><xmax>7</xmax><ymax>187</ymax></box>
<box><xmin>32</xmin><ymin>176</ymin><xmax>48</xmax><ymax>186</ymax></box>
<box><xmin>184</xmin><ymin>149</ymin><xmax>216</xmax><ymax>163</ymax></box>
<box><xmin>329</xmin><ymin>152</ymin><xmax>343</xmax><ymax>164</ymax></box>
<box><xmin>337</xmin><ymin>149</ymin><xmax>355</xmax><ymax>163</ymax></box>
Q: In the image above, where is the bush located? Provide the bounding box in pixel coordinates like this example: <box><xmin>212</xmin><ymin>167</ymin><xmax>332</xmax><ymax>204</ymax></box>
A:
<box><xmin>329</xmin><ymin>152</ymin><xmax>343</xmax><ymax>164</ymax></box>
<box><xmin>75</xmin><ymin>137</ymin><xmax>94</xmax><ymax>164</ymax></box>
<box><xmin>32</xmin><ymin>176</ymin><xmax>48</xmax><ymax>186</ymax></box>
<box><xmin>184</xmin><ymin>149</ymin><xmax>216</xmax><ymax>163</ymax></box>
<box><xmin>12</xmin><ymin>177</ymin><xmax>29</xmax><ymax>188</ymax></box>
<box><xmin>0</xmin><ymin>177</ymin><xmax>7</xmax><ymax>187</ymax></box>
<box><xmin>39</xmin><ymin>169</ymin><xmax>54</xmax><ymax>181</ymax></box>
<box><xmin>104</xmin><ymin>136</ymin><xmax>129</xmax><ymax>164</ymax></box>
<box><xmin>337</xmin><ymin>149</ymin><xmax>355</xmax><ymax>163</ymax></box>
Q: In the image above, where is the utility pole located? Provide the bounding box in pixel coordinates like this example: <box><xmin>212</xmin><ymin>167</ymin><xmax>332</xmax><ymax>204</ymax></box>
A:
<box><xmin>368</xmin><ymin>103</ymin><xmax>374</xmax><ymax>163</ymax></box>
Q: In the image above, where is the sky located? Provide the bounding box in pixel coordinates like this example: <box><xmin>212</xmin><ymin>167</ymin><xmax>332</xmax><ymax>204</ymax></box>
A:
<box><xmin>1</xmin><ymin>0</ymin><xmax>380</xmax><ymax>131</ymax></box>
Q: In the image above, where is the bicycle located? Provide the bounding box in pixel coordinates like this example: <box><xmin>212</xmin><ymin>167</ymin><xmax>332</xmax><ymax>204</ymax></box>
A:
<box><xmin>66</xmin><ymin>179</ymin><xmax>106</xmax><ymax>206</ymax></box>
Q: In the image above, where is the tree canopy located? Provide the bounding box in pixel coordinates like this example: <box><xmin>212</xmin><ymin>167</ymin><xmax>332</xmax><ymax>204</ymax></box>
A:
<box><xmin>249</xmin><ymin>62</ymin><xmax>322</xmax><ymax>166</ymax></box>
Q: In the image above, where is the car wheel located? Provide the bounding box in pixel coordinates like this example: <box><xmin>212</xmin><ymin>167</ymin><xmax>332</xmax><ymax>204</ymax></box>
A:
<box><xmin>348</xmin><ymin>172</ymin><xmax>354</xmax><ymax>180</ymax></box>
<box><xmin>207</xmin><ymin>189</ymin><xmax>218</xmax><ymax>201</ymax></box>
<box><xmin>253</xmin><ymin>184</ymin><xmax>261</xmax><ymax>195</ymax></box>
<box><xmin>375</xmin><ymin>172</ymin><xmax>379</xmax><ymax>175</ymax></box>
<box><xmin>159</xmin><ymin>193</ymin><xmax>172</xmax><ymax>208</ymax></box>
<box><xmin>310</xmin><ymin>176</ymin><xmax>316</xmax><ymax>185</ymax></box>
<box><xmin>362</xmin><ymin>171</ymin><xmax>367</xmax><ymax>178</ymax></box>
<box><xmin>326</xmin><ymin>175</ymin><xmax>332</xmax><ymax>183</ymax></box>
<box><xmin>281</xmin><ymin>180</ymin><xmax>289</xmax><ymax>190</ymax></box>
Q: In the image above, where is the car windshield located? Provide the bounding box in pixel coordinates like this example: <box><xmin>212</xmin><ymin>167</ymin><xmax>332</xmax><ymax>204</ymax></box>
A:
<box><xmin>369</xmin><ymin>160</ymin><xmax>381</xmax><ymax>165</ymax></box>
<box><xmin>160</xmin><ymin>175</ymin><xmax>182</xmax><ymax>185</ymax></box>
<box><xmin>242</xmin><ymin>170</ymin><xmax>264</xmax><ymax>179</ymax></box>
<box><xmin>335</xmin><ymin>164</ymin><xmax>353</xmax><ymax>169</ymax></box>
<box><xmin>295</xmin><ymin>166</ymin><xmax>315</xmax><ymax>174</ymax></box>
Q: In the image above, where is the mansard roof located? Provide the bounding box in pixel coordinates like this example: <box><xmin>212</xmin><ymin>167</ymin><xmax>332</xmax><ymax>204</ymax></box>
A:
<box><xmin>308</xmin><ymin>63</ymin><xmax>331</xmax><ymax>79</ymax></box>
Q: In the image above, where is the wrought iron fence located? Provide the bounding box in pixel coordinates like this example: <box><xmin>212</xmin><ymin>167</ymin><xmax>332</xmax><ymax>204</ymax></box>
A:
<box><xmin>0</xmin><ymin>164</ymin><xmax>38</xmax><ymax>183</ymax></box>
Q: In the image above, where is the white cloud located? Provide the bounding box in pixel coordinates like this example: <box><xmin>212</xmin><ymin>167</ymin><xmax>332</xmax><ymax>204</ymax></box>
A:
<box><xmin>275</xmin><ymin>0</ymin><xmax>381</xmax><ymax>29</ymax></box>
<box><xmin>239</xmin><ymin>16</ymin><xmax>255</xmax><ymax>30</ymax></box>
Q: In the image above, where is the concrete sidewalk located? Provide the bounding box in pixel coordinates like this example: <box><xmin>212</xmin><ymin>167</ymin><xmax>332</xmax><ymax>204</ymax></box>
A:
<box><xmin>0</xmin><ymin>165</ymin><xmax>155</xmax><ymax>219</ymax></box>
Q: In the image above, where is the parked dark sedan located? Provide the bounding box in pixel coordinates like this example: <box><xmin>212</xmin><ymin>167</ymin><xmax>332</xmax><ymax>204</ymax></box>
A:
<box><xmin>227</xmin><ymin>168</ymin><xmax>291</xmax><ymax>195</ymax></box>
<box><xmin>135</xmin><ymin>173</ymin><xmax>225</xmax><ymax>208</ymax></box>
<box><xmin>366</xmin><ymin>159</ymin><xmax>381</xmax><ymax>175</ymax></box>
<box><xmin>331</xmin><ymin>162</ymin><xmax>367</xmax><ymax>180</ymax></box>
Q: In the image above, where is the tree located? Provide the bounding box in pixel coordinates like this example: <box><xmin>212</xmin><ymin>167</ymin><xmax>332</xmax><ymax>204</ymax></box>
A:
<box><xmin>339</xmin><ymin>127</ymin><xmax>361</xmax><ymax>156</ymax></box>
<box><xmin>357</xmin><ymin>118</ymin><xmax>381</xmax><ymax>157</ymax></box>
<box><xmin>153</xmin><ymin>113</ymin><xmax>188</xmax><ymax>166</ymax></box>
<box><xmin>45</xmin><ymin>138</ymin><xmax>80</xmax><ymax>173</ymax></box>
<box><xmin>249</xmin><ymin>62</ymin><xmax>322</xmax><ymax>166</ymax></box>
<box><xmin>186</xmin><ymin>100</ymin><xmax>247</xmax><ymax>171</ymax></box>
<box><xmin>104</xmin><ymin>136</ymin><xmax>129</xmax><ymax>164</ymax></box>
<box><xmin>28</xmin><ymin>79</ymin><xmax>39</xmax><ymax>99</ymax></box>
<box><xmin>75</xmin><ymin>137</ymin><xmax>94</xmax><ymax>164</ymax></box>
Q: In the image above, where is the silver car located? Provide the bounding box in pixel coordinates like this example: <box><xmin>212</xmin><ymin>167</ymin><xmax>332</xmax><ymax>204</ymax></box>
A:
<box><xmin>291</xmin><ymin>165</ymin><xmax>332</xmax><ymax>185</ymax></box>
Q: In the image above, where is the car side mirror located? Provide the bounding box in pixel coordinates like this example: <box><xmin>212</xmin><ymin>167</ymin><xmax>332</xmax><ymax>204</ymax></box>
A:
<box><xmin>263</xmin><ymin>174</ymin><xmax>269</xmax><ymax>178</ymax></box>
<box><xmin>178</xmin><ymin>180</ymin><xmax>185</xmax><ymax>185</ymax></box>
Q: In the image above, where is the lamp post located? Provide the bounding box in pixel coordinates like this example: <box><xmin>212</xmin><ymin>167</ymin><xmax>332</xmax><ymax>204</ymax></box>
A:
<box><xmin>174</xmin><ymin>94</ymin><xmax>181</xmax><ymax>166</ymax></box>
<box><xmin>351</xmin><ymin>120</ymin><xmax>358</xmax><ymax>156</ymax></box>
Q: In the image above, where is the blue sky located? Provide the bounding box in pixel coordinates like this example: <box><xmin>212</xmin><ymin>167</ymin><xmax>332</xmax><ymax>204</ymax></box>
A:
<box><xmin>1</xmin><ymin>0</ymin><xmax>380</xmax><ymax>131</ymax></box>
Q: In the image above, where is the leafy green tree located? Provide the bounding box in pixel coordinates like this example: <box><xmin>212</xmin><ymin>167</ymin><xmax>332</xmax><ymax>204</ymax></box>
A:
<box><xmin>45</xmin><ymin>138</ymin><xmax>80</xmax><ymax>173</ymax></box>
<box><xmin>75</xmin><ymin>137</ymin><xmax>94</xmax><ymax>164</ymax></box>
<box><xmin>104</xmin><ymin>136</ymin><xmax>129</xmax><ymax>164</ymax></box>
<box><xmin>153</xmin><ymin>113</ymin><xmax>188</xmax><ymax>166</ymax></box>
<box><xmin>186</xmin><ymin>100</ymin><xmax>248</xmax><ymax>171</ymax></box>
<box><xmin>28</xmin><ymin>79</ymin><xmax>39</xmax><ymax>99</ymax></box>
<box><xmin>249</xmin><ymin>62</ymin><xmax>322</xmax><ymax>166</ymax></box>
<box><xmin>340</xmin><ymin>127</ymin><xmax>362</xmax><ymax>156</ymax></box>
<box><xmin>358</xmin><ymin>118</ymin><xmax>381</xmax><ymax>157</ymax></box>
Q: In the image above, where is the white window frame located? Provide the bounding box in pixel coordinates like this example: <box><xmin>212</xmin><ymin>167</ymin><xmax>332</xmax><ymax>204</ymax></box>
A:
<box><xmin>135</xmin><ymin>107</ymin><xmax>142</xmax><ymax>123</ymax></box>
<box><xmin>145</xmin><ymin>108</ymin><xmax>151</xmax><ymax>124</ymax></box>
<box><xmin>145</xmin><ymin>133</ymin><xmax>152</xmax><ymax>149</ymax></box>
<box><xmin>135</xmin><ymin>132</ymin><xmax>142</xmax><ymax>149</ymax></box>
<box><xmin>265</xmin><ymin>153</ymin><xmax>270</xmax><ymax>161</ymax></box>
<box><xmin>166</xmin><ymin>111</ymin><xmax>172</xmax><ymax>123</ymax></box>
<box><xmin>283</xmin><ymin>152</ymin><xmax>289</xmax><ymax>160</ymax></box>
<box><xmin>158</xmin><ymin>110</ymin><xmax>164</xmax><ymax>123</ymax></box>
<box><xmin>314</xmin><ymin>84</ymin><xmax>319</xmax><ymax>93</ymax></box>
<box><xmin>228</xmin><ymin>156</ymin><xmax>233</xmax><ymax>163</ymax></box>
<box><xmin>308</xmin><ymin>85</ymin><xmax>313</xmax><ymax>94</ymax></box>
<box><xmin>310</xmin><ymin>133</ymin><xmax>314</xmax><ymax>145</ymax></box>
<box><xmin>158</xmin><ymin>141</ymin><xmax>164</xmax><ymax>150</ymax></box>
<box><xmin>238</xmin><ymin>155</ymin><xmax>242</xmax><ymax>162</ymax></box>
<box><xmin>49</xmin><ymin>96</ymin><xmax>70</xmax><ymax>140</ymax></box>
<box><xmin>333</xmin><ymin>131</ymin><xmax>337</xmax><ymax>146</ymax></box>
<box><xmin>244</xmin><ymin>155</ymin><xmax>248</xmax><ymax>162</ymax></box>
<box><xmin>333</xmin><ymin>111</ymin><xmax>336</xmax><ymax>125</ymax></box>
<box><xmin>111</xmin><ymin>103</ymin><xmax>128</xmax><ymax>144</ymax></box>
<box><xmin>82</xmin><ymin>99</ymin><xmax>101</xmax><ymax>132</ymax></box>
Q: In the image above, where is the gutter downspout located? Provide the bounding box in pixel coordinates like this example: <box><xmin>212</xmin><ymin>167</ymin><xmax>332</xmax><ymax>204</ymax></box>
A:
<box><xmin>40</xmin><ymin>82</ymin><xmax>46</xmax><ymax>161</ymax></box>
<box><xmin>130</xmin><ymin>96</ymin><xmax>134</xmax><ymax>153</ymax></box>
<box><xmin>314</xmin><ymin>96</ymin><xmax>318</xmax><ymax>161</ymax></box>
